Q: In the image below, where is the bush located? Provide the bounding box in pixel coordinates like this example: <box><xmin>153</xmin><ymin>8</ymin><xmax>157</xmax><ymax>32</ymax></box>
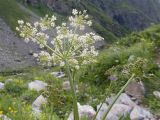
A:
<box><xmin>80</xmin><ymin>39</ymin><xmax>154</xmax><ymax>85</ymax></box>
<box><xmin>21</xmin><ymin>90</ymin><xmax>39</xmax><ymax>104</ymax></box>
<box><xmin>45</xmin><ymin>81</ymin><xmax>72</xmax><ymax>118</ymax></box>
<box><xmin>5</xmin><ymin>80</ymin><xmax>26</xmax><ymax>96</ymax></box>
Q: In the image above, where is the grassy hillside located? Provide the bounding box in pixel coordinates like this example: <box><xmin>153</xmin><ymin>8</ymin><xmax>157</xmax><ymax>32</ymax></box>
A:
<box><xmin>0</xmin><ymin>0</ymin><xmax>30</xmax><ymax>30</ymax></box>
<box><xmin>80</xmin><ymin>24</ymin><xmax>160</xmax><ymax>114</ymax></box>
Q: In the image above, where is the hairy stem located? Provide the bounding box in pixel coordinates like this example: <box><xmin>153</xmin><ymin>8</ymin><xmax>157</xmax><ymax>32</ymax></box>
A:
<box><xmin>65</xmin><ymin>60</ymin><xmax>79</xmax><ymax>120</ymax></box>
<box><xmin>101</xmin><ymin>74</ymin><xmax>135</xmax><ymax>120</ymax></box>
<box><xmin>92</xmin><ymin>82</ymin><xmax>112</xmax><ymax>120</ymax></box>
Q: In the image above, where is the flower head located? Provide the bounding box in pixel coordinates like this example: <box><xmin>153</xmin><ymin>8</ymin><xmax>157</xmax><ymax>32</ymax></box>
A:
<box><xmin>17</xmin><ymin>9</ymin><xmax>104</xmax><ymax>69</ymax></box>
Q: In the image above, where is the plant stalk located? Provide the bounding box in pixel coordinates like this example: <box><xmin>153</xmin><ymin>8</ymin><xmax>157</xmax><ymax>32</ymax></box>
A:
<box><xmin>101</xmin><ymin>74</ymin><xmax>135</xmax><ymax>120</ymax></box>
<box><xmin>65</xmin><ymin>61</ymin><xmax>79</xmax><ymax>120</ymax></box>
<box><xmin>92</xmin><ymin>82</ymin><xmax>113</xmax><ymax>120</ymax></box>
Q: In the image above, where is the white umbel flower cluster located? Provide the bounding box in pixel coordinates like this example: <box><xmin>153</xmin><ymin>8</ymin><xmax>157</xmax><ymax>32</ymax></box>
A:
<box><xmin>17</xmin><ymin>9</ymin><xmax>104</xmax><ymax>70</ymax></box>
<box><xmin>69</xmin><ymin>9</ymin><xmax>92</xmax><ymax>30</ymax></box>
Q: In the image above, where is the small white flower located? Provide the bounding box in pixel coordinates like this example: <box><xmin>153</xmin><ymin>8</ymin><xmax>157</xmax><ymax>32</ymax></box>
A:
<box><xmin>85</xmin><ymin>15</ymin><xmax>89</xmax><ymax>19</ymax></box>
<box><xmin>51</xmin><ymin>15</ymin><xmax>57</xmax><ymax>21</ymax></box>
<box><xmin>26</xmin><ymin>22</ymin><xmax>31</xmax><ymax>26</ymax></box>
<box><xmin>60</xmin><ymin>61</ymin><xmax>65</xmax><ymax>67</ymax></box>
<box><xmin>34</xmin><ymin>22</ymin><xmax>39</xmax><ymax>27</ymax></box>
<box><xmin>72</xmin><ymin>9</ymin><xmax>78</xmax><ymax>15</ymax></box>
<box><xmin>87</xmin><ymin>20</ymin><xmax>92</xmax><ymax>26</ymax></box>
<box><xmin>18</xmin><ymin>20</ymin><xmax>24</xmax><ymax>25</ymax></box>
<box><xmin>33</xmin><ymin>53</ymin><xmax>38</xmax><ymax>57</ymax></box>
<box><xmin>24</xmin><ymin>38</ymin><xmax>29</xmax><ymax>43</ymax></box>
<box><xmin>62</xmin><ymin>23</ymin><xmax>66</xmax><ymax>26</ymax></box>
<box><xmin>51</xmin><ymin>22</ymin><xmax>55</xmax><ymax>27</ymax></box>
<box><xmin>16</xmin><ymin>27</ymin><xmax>20</xmax><ymax>31</ymax></box>
<box><xmin>75</xmin><ymin>65</ymin><xmax>80</xmax><ymax>70</ymax></box>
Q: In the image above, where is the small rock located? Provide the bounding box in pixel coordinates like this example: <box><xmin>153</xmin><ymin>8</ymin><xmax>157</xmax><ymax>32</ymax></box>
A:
<box><xmin>106</xmin><ymin>93</ymin><xmax>136</xmax><ymax>107</ymax></box>
<box><xmin>68</xmin><ymin>103</ymin><xmax>96</xmax><ymax>120</ymax></box>
<box><xmin>95</xmin><ymin>40</ymin><xmax>106</xmax><ymax>49</ymax></box>
<box><xmin>128</xmin><ymin>55</ymin><xmax>136</xmax><ymax>62</ymax></box>
<box><xmin>32</xmin><ymin>95</ymin><xmax>47</xmax><ymax>113</ymax></box>
<box><xmin>5</xmin><ymin>79</ymin><xmax>13</xmax><ymax>84</ymax></box>
<box><xmin>125</xmin><ymin>81</ymin><xmax>145</xmax><ymax>101</ymax></box>
<box><xmin>28</xmin><ymin>80</ymin><xmax>47</xmax><ymax>92</ymax></box>
<box><xmin>28</xmin><ymin>50</ymin><xmax>33</xmax><ymax>55</ymax></box>
<box><xmin>96</xmin><ymin>103</ymin><xmax>132</xmax><ymax>120</ymax></box>
<box><xmin>96</xmin><ymin>103</ymin><xmax>108</xmax><ymax>120</ymax></box>
<box><xmin>153</xmin><ymin>91</ymin><xmax>160</xmax><ymax>99</ymax></box>
<box><xmin>117</xmin><ymin>93</ymin><xmax>136</xmax><ymax>107</ymax></box>
<box><xmin>14</xmin><ymin>58</ymin><xmax>21</xmax><ymax>62</ymax></box>
<box><xmin>0</xmin><ymin>82</ymin><xmax>4</xmax><ymax>89</ymax></box>
<box><xmin>130</xmin><ymin>106</ymin><xmax>153</xmax><ymax>120</ymax></box>
<box><xmin>51</xmin><ymin>72</ymin><xmax>65</xmax><ymax>78</ymax></box>
<box><xmin>107</xmin><ymin>75</ymin><xmax>118</xmax><ymax>81</ymax></box>
<box><xmin>0</xmin><ymin>115</ymin><xmax>11</xmax><ymax>120</ymax></box>
<box><xmin>63</xmin><ymin>81</ymin><xmax>71</xmax><ymax>91</ymax></box>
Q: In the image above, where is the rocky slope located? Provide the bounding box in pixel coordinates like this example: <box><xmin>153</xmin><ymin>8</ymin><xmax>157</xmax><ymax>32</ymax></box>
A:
<box><xmin>0</xmin><ymin>18</ymin><xmax>39</xmax><ymax>72</ymax></box>
<box><xmin>91</xmin><ymin>0</ymin><xmax>160</xmax><ymax>29</ymax></box>
<box><xmin>25</xmin><ymin>0</ymin><xmax>160</xmax><ymax>39</ymax></box>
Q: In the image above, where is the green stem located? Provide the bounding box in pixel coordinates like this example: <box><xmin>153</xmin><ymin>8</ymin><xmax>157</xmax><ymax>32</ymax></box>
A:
<box><xmin>92</xmin><ymin>82</ymin><xmax>112</xmax><ymax>120</ymax></box>
<box><xmin>30</xmin><ymin>35</ymin><xmax>63</xmax><ymax>58</ymax></box>
<box><xmin>65</xmin><ymin>60</ymin><xmax>79</xmax><ymax>120</ymax></box>
<box><xmin>101</xmin><ymin>74</ymin><xmax>135</xmax><ymax>120</ymax></box>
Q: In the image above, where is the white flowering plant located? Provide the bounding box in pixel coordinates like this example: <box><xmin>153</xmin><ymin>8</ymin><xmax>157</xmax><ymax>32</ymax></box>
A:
<box><xmin>17</xmin><ymin>9</ymin><xmax>103</xmax><ymax>120</ymax></box>
<box><xmin>17</xmin><ymin>9</ymin><xmax>135</xmax><ymax>120</ymax></box>
<box><xmin>17</xmin><ymin>9</ymin><xmax>102</xmax><ymax>69</ymax></box>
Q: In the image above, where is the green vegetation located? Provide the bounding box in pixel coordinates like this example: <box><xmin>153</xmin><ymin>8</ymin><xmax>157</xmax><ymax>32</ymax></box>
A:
<box><xmin>19</xmin><ymin>1</ymin><xmax>53</xmax><ymax>17</ymax></box>
<box><xmin>0</xmin><ymin>0</ymin><xmax>160</xmax><ymax>118</ymax></box>
<box><xmin>0</xmin><ymin>24</ymin><xmax>160</xmax><ymax>119</ymax></box>
<box><xmin>0</xmin><ymin>0</ymin><xmax>29</xmax><ymax>30</ymax></box>
<box><xmin>80</xmin><ymin>24</ymin><xmax>160</xmax><ymax>113</ymax></box>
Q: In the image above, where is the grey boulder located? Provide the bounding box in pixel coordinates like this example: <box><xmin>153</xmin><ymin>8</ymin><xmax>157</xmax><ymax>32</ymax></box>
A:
<box><xmin>28</xmin><ymin>80</ymin><xmax>47</xmax><ymax>92</ymax></box>
<box><xmin>130</xmin><ymin>106</ymin><xmax>153</xmax><ymax>120</ymax></box>
<box><xmin>106</xmin><ymin>93</ymin><xmax>136</xmax><ymax>107</ymax></box>
<box><xmin>32</xmin><ymin>95</ymin><xmax>47</xmax><ymax>113</ymax></box>
<box><xmin>125</xmin><ymin>81</ymin><xmax>145</xmax><ymax>101</ymax></box>
<box><xmin>153</xmin><ymin>91</ymin><xmax>160</xmax><ymax>99</ymax></box>
<box><xmin>51</xmin><ymin>72</ymin><xmax>65</xmax><ymax>78</ymax></box>
<box><xmin>96</xmin><ymin>103</ymin><xmax>132</xmax><ymax>120</ymax></box>
<box><xmin>68</xmin><ymin>103</ymin><xmax>96</xmax><ymax>120</ymax></box>
<box><xmin>0</xmin><ymin>82</ymin><xmax>4</xmax><ymax>90</ymax></box>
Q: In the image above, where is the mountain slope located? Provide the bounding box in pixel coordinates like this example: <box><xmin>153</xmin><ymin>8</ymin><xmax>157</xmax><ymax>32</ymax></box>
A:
<box><xmin>0</xmin><ymin>0</ymin><xmax>29</xmax><ymax>31</ymax></box>
<box><xmin>1</xmin><ymin>0</ymin><xmax>160</xmax><ymax>71</ymax></box>
<box><xmin>26</xmin><ymin>0</ymin><xmax>160</xmax><ymax>41</ymax></box>
<box><xmin>91</xmin><ymin>0</ymin><xmax>160</xmax><ymax>30</ymax></box>
<box><xmin>0</xmin><ymin>0</ymin><xmax>40</xmax><ymax>71</ymax></box>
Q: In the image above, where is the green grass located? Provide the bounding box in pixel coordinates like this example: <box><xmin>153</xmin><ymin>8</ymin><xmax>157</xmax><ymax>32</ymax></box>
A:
<box><xmin>142</xmin><ymin>70</ymin><xmax>160</xmax><ymax>115</ymax></box>
<box><xmin>92</xmin><ymin>22</ymin><xmax>118</xmax><ymax>42</ymax></box>
<box><xmin>79</xmin><ymin>24</ymin><xmax>160</xmax><ymax>114</ymax></box>
<box><xmin>113</xmin><ymin>1</ymin><xmax>136</xmax><ymax>11</ymax></box>
<box><xmin>0</xmin><ymin>0</ymin><xmax>29</xmax><ymax>31</ymax></box>
<box><xmin>16</xmin><ymin>0</ymin><xmax>54</xmax><ymax>17</ymax></box>
<box><xmin>1</xmin><ymin>1</ymin><xmax>160</xmax><ymax>117</ymax></box>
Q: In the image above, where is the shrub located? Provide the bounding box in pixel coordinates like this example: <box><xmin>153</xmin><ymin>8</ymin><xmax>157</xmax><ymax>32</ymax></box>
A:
<box><xmin>5</xmin><ymin>80</ymin><xmax>26</xmax><ymax>96</ymax></box>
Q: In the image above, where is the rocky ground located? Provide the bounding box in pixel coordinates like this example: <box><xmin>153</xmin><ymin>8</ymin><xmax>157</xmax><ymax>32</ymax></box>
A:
<box><xmin>1</xmin><ymin>72</ymin><xmax>159</xmax><ymax>120</ymax></box>
<box><xmin>0</xmin><ymin>18</ymin><xmax>39</xmax><ymax>71</ymax></box>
